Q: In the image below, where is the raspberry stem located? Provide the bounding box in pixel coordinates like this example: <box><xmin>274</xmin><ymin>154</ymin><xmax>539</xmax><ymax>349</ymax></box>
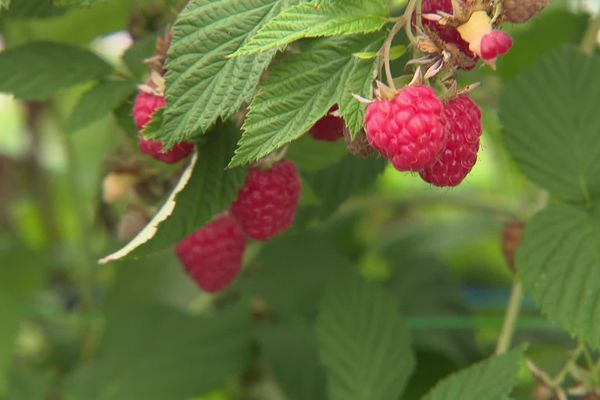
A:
<box><xmin>495</xmin><ymin>279</ymin><xmax>523</xmax><ymax>355</ymax></box>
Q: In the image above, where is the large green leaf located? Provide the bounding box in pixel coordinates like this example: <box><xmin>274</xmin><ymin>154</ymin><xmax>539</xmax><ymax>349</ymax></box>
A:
<box><xmin>100</xmin><ymin>124</ymin><xmax>247</xmax><ymax>262</ymax></box>
<box><xmin>0</xmin><ymin>42</ymin><xmax>112</xmax><ymax>99</ymax></box>
<box><xmin>421</xmin><ymin>346</ymin><xmax>525</xmax><ymax>400</ymax></box>
<box><xmin>229</xmin><ymin>33</ymin><xmax>384</xmax><ymax>167</ymax></box>
<box><xmin>64</xmin><ymin>305</ymin><xmax>251</xmax><ymax>400</ymax></box>
<box><xmin>256</xmin><ymin>323</ymin><xmax>327</xmax><ymax>400</ymax></box>
<box><xmin>162</xmin><ymin>0</ymin><xmax>293</xmax><ymax>144</ymax></box>
<box><xmin>517</xmin><ymin>204</ymin><xmax>600</xmax><ymax>349</ymax></box>
<box><xmin>316</xmin><ymin>273</ymin><xmax>415</xmax><ymax>400</ymax></box>
<box><xmin>67</xmin><ymin>80</ymin><xmax>136</xmax><ymax>133</ymax></box>
<box><xmin>233</xmin><ymin>0</ymin><xmax>387</xmax><ymax>56</ymax></box>
<box><xmin>500</xmin><ymin>46</ymin><xmax>600</xmax><ymax>204</ymax></box>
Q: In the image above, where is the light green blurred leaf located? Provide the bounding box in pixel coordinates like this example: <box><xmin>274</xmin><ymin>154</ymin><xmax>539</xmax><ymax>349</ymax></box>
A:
<box><xmin>0</xmin><ymin>42</ymin><xmax>112</xmax><ymax>100</ymax></box>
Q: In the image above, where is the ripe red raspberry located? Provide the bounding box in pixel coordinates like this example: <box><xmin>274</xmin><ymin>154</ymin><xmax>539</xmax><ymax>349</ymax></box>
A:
<box><xmin>138</xmin><ymin>138</ymin><xmax>194</xmax><ymax>164</ymax></box>
<box><xmin>231</xmin><ymin>160</ymin><xmax>301</xmax><ymax>241</ymax></box>
<box><xmin>480</xmin><ymin>31</ymin><xmax>513</xmax><ymax>61</ymax></box>
<box><xmin>421</xmin><ymin>0</ymin><xmax>475</xmax><ymax>60</ymax></box>
<box><xmin>365</xmin><ymin>85</ymin><xmax>446</xmax><ymax>172</ymax></box>
<box><xmin>503</xmin><ymin>0</ymin><xmax>549</xmax><ymax>23</ymax></box>
<box><xmin>309</xmin><ymin>106</ymin><xmax>345</xmax><ymax>142</ymax></box>
<box><xmin>175</xmin><ymin>214</ymin><xmax>247</xmax><ymax>293</ymax></box>
<box><xmin>132</xmin><ymin>91</ymin><xmax>165</xmax><ymax>130</ymax></box>
<box><xmin>419</xmin><ymin>96</ymin><xmax>482</xmax><ymax>187</ymax></box>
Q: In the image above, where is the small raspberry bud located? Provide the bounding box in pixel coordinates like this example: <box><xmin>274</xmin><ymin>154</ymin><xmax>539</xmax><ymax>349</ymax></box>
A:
<box><xmin>231</xmin><ymin>160</ymin><xmax>301</xmax><ymax>241</ymax></box>
<box><xmin>503</xmin><ymin>0</ymin><xmax>549</xmax><ymax>23</ymax></box>
<box><xmin>309</xmin><ymin>106</ymin><xmax>345</xmax><ymax>142</ymax></box>
<box><xmin>365</xmin><ymin>85</ymin><xmax>446</xmax><ymax>172</ymax></box>
<box><xmin>102</xmin><ymin>172</ymin><xmax>139</xmax><ymax>203</ymax></box>
<box><xmin>175</xmin><ymin>214</ymin><xmax>247</xmax><ymax>293</ymax></box>
<box><xmin>420</xmin><ymin>95</ymin><xmax>482</xmax><ymax>187</ymax></box>
<box><xmin>117</xmin><ymin>207</ymin><xmax>148</xmax><ymax>243</ymax></box>
<box><xmin>138</xmin><ymin>138</ymin><xmax>194</xmax><ymax>164</ymax></box>
<box><xmin>480</xmin><ymin>31</ymin><xmax>513</xmax><ymax>61</ymax></box>
<box><xmin>132</xmin><ymin>91</ymin><xmax>165</xmax><ymax>130</ymax></box>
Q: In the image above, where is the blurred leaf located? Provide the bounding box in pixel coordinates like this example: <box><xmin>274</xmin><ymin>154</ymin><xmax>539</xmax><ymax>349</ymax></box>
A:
<box><xmin>286</xmin><ymin>135</ymin><xmax>347</xmax><ymax>173</ymax></box>
<box><xmin>122</xmin><ymin>34</ymin><xmax>158</xmax><ymax>80</ymax></box>
<box><xmin>517</xmin><ymin>204</ymin><xmax>600</xmax><ymax>350</ymax></box>
<box><xmin>316</xmin><ymin>273</ymin><xmax>415</xmax><ymax>400</ymax></box>
<box><xmin>301</xmin><ymin>154</ymin><xmax>386</xmax><ymax>220</ymax></box>
<box><xmin>4</xmin><ymin>370</ymin><xmax>51</xmax><ymax>400</ymax></box>
<box><xmin>53</xmin><ymin>0</ymin><xmax>108</xmax><ymax>7</ymax></box>
<box><xmin>100</xmin><ymin>123</ymin><xmax>247</xmax><ymax>262</ymax></box>
<box><xmin>497</xmin><ymin>11</ymin><xmax>587</xmax><ymax>81</ymax></box>
<box><xmin>500</xmin><ymin>46</ymin><xmax>600</xmax><ymax>204</ymax></box>
<box><xmin>67</xmin><ymin>80</ymin><xmax>136</xmax><ymax>133</ymax></box>
<box><xmin>0</xmin><ymin>0</ymin><xmax>9</xmax><ymax>10</ymax></box>
<box><xmin>64</xmin><ymin>305</ymin><xmax>251</xmax><ymax>400</ymax></box>
<box><xmin>0</xmin><ymin>0</ymin><xmax>65</xmax><ymax>19</ymax></box>
<box><xmin>0</xmin><ymin>242</ymin><xmax>46</xmax><ymax>395</ymax></box>
<box><xmin>0</xmin><ymin>42</ymin><xmax>112</xmax><ymax>100</ymax></box>
<box><xmin>256</xmin><ymin>322</ymin><xmax>327</xmax><ymax>400</ymax></box>
<box><xmin>162</xmin><ymin>0</ymin><xmax>291</xmax><ymax>144</ymax></box>
<box><xmin>246</xmin><ymin>231</ymin><xmax>353</xmax><ymax>318</ymax></box>
<box><xmin>113</xmin><ymin>94</ymin><xmax>138</xmax><ymax>139</ymax></box>
<box><xmin>421</xmin><ymin>346</ymin><xmax>525</xmax><ymax>400</ymax></box>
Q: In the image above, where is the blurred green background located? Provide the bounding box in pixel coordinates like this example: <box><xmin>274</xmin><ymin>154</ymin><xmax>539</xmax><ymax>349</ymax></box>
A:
<box><xmin>0</xmin><ymin>0</ymin><xmax>596</xmax><ymax>399</ymax></box>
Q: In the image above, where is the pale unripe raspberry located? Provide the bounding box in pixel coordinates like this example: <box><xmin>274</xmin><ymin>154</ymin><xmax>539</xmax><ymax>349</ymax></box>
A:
<box><xmin>309</xmin><ymin>106</ymin><xmax>345</xmax><ymax>142</ymax></box>
<box><xmin>503</xmin><ymin>0</ymin><xmax>549</xmax><ymax>23</ymax></box>
<box><xmin>137</xmin><ymin>138</ymin><xmax>194</xmax><ymax>164</ymax></box>
<box><xmin>102</xmin><ymin>172</ymin><xmax>139</xmax><ymax>203</ymax></box>
<box><xmin>175</xmin><ymin>214</ymin><xmax>247</xmax><ymax>293</ymax></box>
<box><xmin>365</xmin><ymin>85</ymin><xmax>446</xmax><ymax>172</ymax></box>
<box><xmin>231</xmin><ymin>160</ymin><xmax>301</xmax><ymax>241</ymax></box>
<box><xmin>480</xmin><ymin>31</ymin><xmax>513</xmax><ymax>61</ymax></box>
<box><xmin>420</xmin><ymin>96</ymin><xmax>482</xmax><ymax>187</ymax></box>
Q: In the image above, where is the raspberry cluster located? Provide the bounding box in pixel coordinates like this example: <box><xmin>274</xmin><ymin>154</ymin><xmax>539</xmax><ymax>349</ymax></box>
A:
<box><xmin>176</xmin><ymin>160</ymin><xmax>302</xmax><ymax>293</ymax></box>
<box><xmin>365</xmin><ymin>87</ymin><xmax>482</xmax><ymax>187</ymax></box>
<box><xmin>132</xmin><ymin>91</ymin><xmax>193</xmax><ymax>164</ymax></box>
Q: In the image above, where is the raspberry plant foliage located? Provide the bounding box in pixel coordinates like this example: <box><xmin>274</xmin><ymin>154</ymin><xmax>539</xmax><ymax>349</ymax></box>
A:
<box><xmin>5</xmin><ymin>0</ymin><xmax>600</xmax><ymax>399</ymax></box>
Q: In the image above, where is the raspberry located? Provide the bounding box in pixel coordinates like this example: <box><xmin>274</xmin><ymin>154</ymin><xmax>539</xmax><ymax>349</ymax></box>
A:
<box><xmin>309</xmin><ymin>106</ymin><xmax>345</xmax><ymax>142</ymax></box>
<box><xmin>421</xmin><ymin>0</ymin><xmax>475</xmax><ymax>60</ymax></box>
<box><xmin>419</xmin><ymin>96</ymin><xmax>482</xmax><ymax>187</ymax></box>
<box><xmin>480</xmin><ymin>30</ymin><xmax>513</xmax><ymax>61</ymax></box>
<box><xmin>138</xmin><ymin>138</ymin><xmax>194</xmax><ymax>164</ymax></box>
<box><xmin>231</xmin><ymin>160</ymin><xmax>301</xmax><ymax>241</ymax></box>
<box><xmin>503</xmin><ymin>0</ymin><xmax>549</xmax><ymax>23</ymax></box>
<box><xmin>365</xmin><ymin>85</ymin><xmax>446</xmax><ymax>172</ymax></box>
<box><xmin>175</xmin><ymin>214</ymin><xmax>247</xmax><ymax>293</ymax></box>
<box><xmin>132</xmin><ymin>91</ymin><xmax>165</xmax><ymax>130</ymax></box>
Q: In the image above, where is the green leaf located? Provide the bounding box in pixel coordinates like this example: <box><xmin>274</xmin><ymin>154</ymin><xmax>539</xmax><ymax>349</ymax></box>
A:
<box><xmin>302</xmin><ymin>154</ymin><xmax>386</xmax><ymax>219</ymax></box>
<box><xmin>64</xmin><ymin>305</ymin><xmax>251</xmax><ymax>400</ymax></box>
<box><xmin>162</xmin><ymin>0</ymin><xmax>293</xmax><ymax>145</ymax></box>
<box><xmin>286</xmin><ymin>134</ymin><xmax>347</xmax><ymax>172</ymax></box>
<box><xmin>233</xmin><ymin>0</ymin><xmax>387</xmax><ymax>57</ymax></box>
<box><xmin>316</xmin><ymin>273</ymin><xmax>415</xmax><ymax>400</ymax></box>
<box><xmin>0</xmin><ymin>42</ymin><xmax>112</xmax><ymax>99</ymax></box>
<box><xmin>67</xmin><ymin>81</ymin><xmax>135</xmax><ymax>133</ymax></box>
<box><xmin>517</xmin><ymin>204</ymin><xmax>600</xmax><ymax>349</ymax></box>
<box><xmin>229</xmin><ymin>33</ymin><xmax>384</xmax><ymax>167</ymax></box>
<box><xmin>500</xmin><ymin>46</ymin><xmax>600</xmax><ymax>204</ymax></box>
<box><xmin>100</xmin><ymin>123</ymin><xmax>247</xmax><ymax>262</ymax></box>
<box><xmin>421</xmin><ymin>346</ymin><xmax>525</xmax><ymax>400</ymax></box>
<box><xmin>246</xmin><ymin>230</ymin><xmax>354</xmax><ymax>318</ymax></box>
<box><xmin>256</xmin><ymin>323</ymin><xmax>327</xmax><ymax>400</ymax></box>
<box><xmin>0</xmin><ymin>0</ymin><xmax>66</xmax><ymax>18</ymax></box>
